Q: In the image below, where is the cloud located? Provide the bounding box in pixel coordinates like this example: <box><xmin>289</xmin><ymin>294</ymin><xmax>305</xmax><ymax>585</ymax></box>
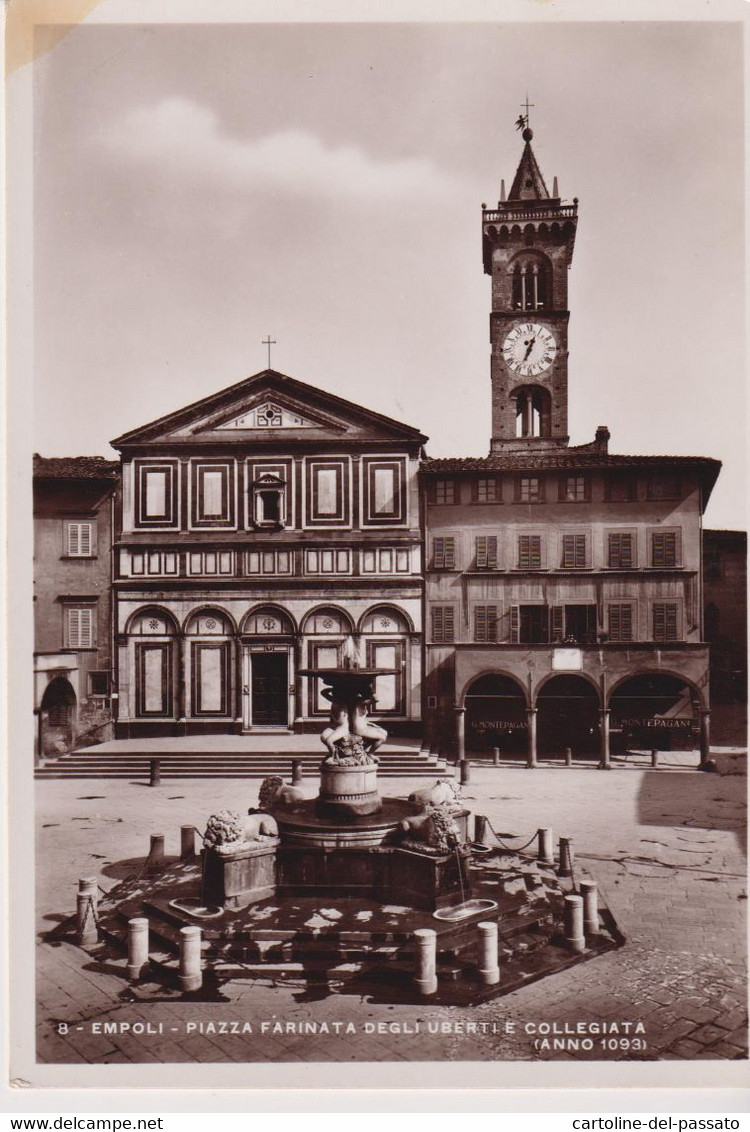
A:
<box><xmin>101</xmin><ymin>97</ymin><xmax>461</xmax><ymax>204</ymax></box>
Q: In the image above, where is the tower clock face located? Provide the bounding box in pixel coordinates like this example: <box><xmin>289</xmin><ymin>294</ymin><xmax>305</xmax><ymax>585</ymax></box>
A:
<box><xmin>502</xmin><ymin>323</ymin><xmax>557</xmax><ymax>378</ymax></box>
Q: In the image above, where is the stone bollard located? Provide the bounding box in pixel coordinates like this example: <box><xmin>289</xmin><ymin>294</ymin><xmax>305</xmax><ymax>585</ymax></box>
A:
<box><xmin>650</xmin><ymin>749</ymin><xmax>659</xmax><ymax>768</ymax></box>
<box><xmin>474</xmin><ymin>814</ymin><xmax>489</xmax><ymax>846</ymax></box>
<box><xmin>147</xmin><ymin>834</ymin><xmax>165</xmax><ymax>874</ymax></box>
<box><xmin>413</xmin><ymin>928</ymin><xmax>438</xmax><ymax>996</ymax></box>
<box><xmin>564</xmin><ymin>894</ymin><xmax>586</xmax><ymax>952</ymax></box>
<box><xmin>149</xmin><ymin>758</ymin><xmax>161</xmax><ymax>787</ymax></box>
<box><xmin>127</xmin><ymin>917</ymin><xmax>150</xmax><ymax>982</ymax></box>
<box><xmin>491</xmin><ymin>746</ymin><xmax>500</xmax><ymax>766</ymax></box>
<box><xmin>291</xmin><ymin>758</ymin><xmax>303</xmax><ymax>785</ymax></box>
<box><xmin>537</xmin><ymin>827</ymin><xmax>554</xmax><ymax>867</ymax></box>
<box><xmin>580</xmin><ymin>880</ymin><xmax>600</xmax><ymax>937</ymax></box>
<box><xmin>477</xmin><ymin>921</ymin><xmax>500</xmax><ymax>985</ymax></box>
<box><xmin>558</xmin><ymin>836</ymin><xmax>574</xmax><ymax>878</ymax></box>
<box><xmin>76</xmin><ymin>877</ymin><xmax>99</xmax><ymax>946</ymax></box>
<box><xmin>180</xmin><ymin>826</ymin><xmax>196</xmax><ymax>860</ymax></box>
<box><xmin>564</xmin><ymin>747</ymin><xmax>573</xmax><ymax>767</ymax></box>
<box><xmin>459</xmin><ymin>759</ymin><xmax>470</xmax><ymax>785</ymax></box>
<box><xmin>179</xmin><ymin>926</ymin><xmax>203</xmax><ymax>992</ymax></box>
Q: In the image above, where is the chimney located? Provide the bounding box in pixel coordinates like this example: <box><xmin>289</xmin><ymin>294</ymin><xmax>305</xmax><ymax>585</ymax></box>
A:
<box><xmin>595</xmin><ymin>425</ymin><xmax>610</xmax><ymax>454</ymax></box>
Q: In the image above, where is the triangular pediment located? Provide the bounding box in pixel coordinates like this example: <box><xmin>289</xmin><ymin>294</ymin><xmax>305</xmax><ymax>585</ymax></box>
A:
<box><xmin>111</xmin><ymin>369</ymin><xmax>428</xmax><ymax>450</ymax></box>
<box><xmin>215</xmin><ymin>401</ymin><xmax>316</xmax><ymax>431</ymax></box>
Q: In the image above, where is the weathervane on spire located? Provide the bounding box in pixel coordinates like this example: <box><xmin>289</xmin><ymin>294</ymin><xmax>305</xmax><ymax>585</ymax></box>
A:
<box><xmin>515</xmin><ymin>94</ymin><xmax>535</xmax><ymax>132</ymax></box>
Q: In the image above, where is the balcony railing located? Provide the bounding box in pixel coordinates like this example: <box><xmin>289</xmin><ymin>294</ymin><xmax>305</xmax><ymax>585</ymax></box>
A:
<box><xmin>483</xmin><ymin>203</ymin><xmax>578</xmax><ymax>224</ymax></box>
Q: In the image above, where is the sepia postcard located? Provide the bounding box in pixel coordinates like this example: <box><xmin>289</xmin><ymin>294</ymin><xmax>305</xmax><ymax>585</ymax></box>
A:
<box><xmin>4</xmin><ymin>0</ymin><xmax>749</xmax><ymax>1110</ymax></box>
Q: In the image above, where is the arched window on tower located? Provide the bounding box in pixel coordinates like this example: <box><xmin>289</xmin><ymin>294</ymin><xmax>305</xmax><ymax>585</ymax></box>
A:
<box><xmin>510</xmin><ymin>253</ymin><xmax>551</xmax><ymax>311</ymax></box>
<box><xmin>515</xmin><ymin>386</ymin><xmax>552</xmax><ymax>438</ymax></box>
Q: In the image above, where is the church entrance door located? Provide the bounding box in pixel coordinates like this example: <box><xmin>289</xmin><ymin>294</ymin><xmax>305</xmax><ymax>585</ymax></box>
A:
<box><xmin>249</xmin><ymin>651</ymin><xmax>289</xmax><ymax>727</ymax></box>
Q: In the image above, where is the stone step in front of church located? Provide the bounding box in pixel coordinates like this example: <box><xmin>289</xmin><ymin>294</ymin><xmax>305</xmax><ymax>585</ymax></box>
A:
<box><xmin>35</xmin><ymin>749</ymin><xmax>450</xmax><ymax>780</ymax></box>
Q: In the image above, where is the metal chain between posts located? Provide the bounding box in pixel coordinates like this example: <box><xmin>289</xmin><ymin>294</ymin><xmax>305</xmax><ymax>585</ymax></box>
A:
<box><xmin>483</xmin><ymin>817</ymin><xmax>538</xmax><ymax>854</ymax></box>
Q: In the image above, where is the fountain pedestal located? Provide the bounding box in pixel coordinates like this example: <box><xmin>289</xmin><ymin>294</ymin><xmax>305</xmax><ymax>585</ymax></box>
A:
<box><xmin>201</xmin><ymin>839</ymin><xmax>279</xmax><ymax>910</ymax></box>
<box><xmin>317</xmin><ymin>761</ymin><xmax>381</xmax><ymax>818</ymax></box>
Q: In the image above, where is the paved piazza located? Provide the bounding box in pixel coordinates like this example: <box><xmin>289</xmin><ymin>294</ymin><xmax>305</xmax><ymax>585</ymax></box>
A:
<box><xmin>34</xmin><ymin>760</ymin><xmax>747</xmax><ymax>1066</ymax></box>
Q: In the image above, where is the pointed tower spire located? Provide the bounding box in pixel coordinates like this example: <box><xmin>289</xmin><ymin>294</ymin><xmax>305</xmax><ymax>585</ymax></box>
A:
<box><xmin>508</xmin><ymin>127</ymin><xmax>550</xmax><ymax>201</ymax></box>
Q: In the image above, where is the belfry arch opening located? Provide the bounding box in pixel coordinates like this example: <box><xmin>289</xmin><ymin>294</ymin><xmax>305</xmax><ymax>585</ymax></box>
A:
<box><xmin>515</xmin><ymin>385</ymin><xmax>552</xmax><ymax>438</ymax></box>
<box><xmin>510</xmin><ymin>252</ymin><xmax>551</xmax><ymax>311</ymax></box>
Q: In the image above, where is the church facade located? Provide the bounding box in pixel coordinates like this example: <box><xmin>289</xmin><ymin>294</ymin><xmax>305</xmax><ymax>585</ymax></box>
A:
<box><xmin>111</xmin><ymin>371</ymin><xmax>426</xmax><ymax>737</ymax></box>
<box><xmin>421</xmin><ymin>125</ymin><xmax>721</xmax><ymax>764</ymax></box>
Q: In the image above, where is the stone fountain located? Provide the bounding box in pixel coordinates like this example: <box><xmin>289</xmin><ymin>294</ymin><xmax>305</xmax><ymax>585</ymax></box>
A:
<box><xmin>81</xmin><ymin>637</ymin><xmax>623</xmax><ymax>1004</ymax></box>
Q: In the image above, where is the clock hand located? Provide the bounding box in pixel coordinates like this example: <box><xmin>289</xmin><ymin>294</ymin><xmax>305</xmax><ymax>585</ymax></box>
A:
<box><xmin>523</xmin><ymin>336</ymin><xmax>537</xmax><ymax>361</ymax></box>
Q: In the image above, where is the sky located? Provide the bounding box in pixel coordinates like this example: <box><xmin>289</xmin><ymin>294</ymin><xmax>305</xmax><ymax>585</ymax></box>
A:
<box><xmin>29</xmin><ymin>17</ymin><xmax>745</xmax><ymax>528</ymax></box>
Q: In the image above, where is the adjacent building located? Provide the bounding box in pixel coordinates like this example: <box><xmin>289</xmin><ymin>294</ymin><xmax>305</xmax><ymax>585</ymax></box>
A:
<box><xmin>33</xmin><ymin>455</ymin><xmax>119</xmax><ymax>759</ymax></box>
<box><xmin>703</xmin><ymin>529</ymin><xmax>747</xmax><ymax>744</ymax></box>
<box><xmin>421</xmin><ymin>126</ymin><xmax>721</xmax><ymax>763</ymax></box>
<box><xmin>110</xmin><ymin>370</ymin><xmax>426</xmax><ymax>738</ymax></box>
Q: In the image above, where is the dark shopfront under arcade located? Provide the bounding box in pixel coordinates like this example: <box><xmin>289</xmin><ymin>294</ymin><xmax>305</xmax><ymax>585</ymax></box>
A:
<box><xmin>609</xmin><ymin>673</ymin><xmax>701</xmax><ymax>751</ymax></box>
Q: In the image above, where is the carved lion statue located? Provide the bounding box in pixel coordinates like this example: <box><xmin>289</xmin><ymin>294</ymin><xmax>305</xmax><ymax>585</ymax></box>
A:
<box><xmin>407</xmin><ymin>778</ymin><xmax>462</xmax><ymax>812</ymax></box>
<box><xmin>203</xmin><ymin>809</ymin><xmax>278</xmax><ymax>854</ymax></box>
<box><xmin>258</xmin><ymin>776</ymin><xmax>306</xmax><ymax>812</ymax></box>
<box><xmin>399</xmin><ymin>803</ymin><xmax>461</xmax><ymax>855</ymax></box>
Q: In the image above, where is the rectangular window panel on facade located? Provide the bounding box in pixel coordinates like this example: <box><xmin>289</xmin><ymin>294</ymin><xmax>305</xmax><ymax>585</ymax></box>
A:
<box><xmin>433</xmin><ymin>536</ymin><xmax>456</xmax><ymax>569</ymax></box>
<box><xmin>362</xmin><ymin>457</ymin><xmax>406</xmax><ymax>524</ymax></box>
<box><xmin>435</xmin><ymin>480</ymin><xmax>455</xmax><ymax>504</ymax></box>
<box><xmin>136</xmin><ymin>461</ymin><xmax>178</xmax><ymax>527</ymax></box>
<box><xmin>511</xmin><ymin>604</ymin><xmax>549</xmax><ymax>644</ymax></box>
<box><xmin>66</xmin><ymin>606</ymin><xmax>95</xmax><ymax>649</ymax></box>
<box><xmin>88</xmin><ymin>671</ymin><xmax>110</xmax><ymax>697</ymax></box>
<box><xmin>373</xmin><ymin>468</ymin><xmax>395</xmax><ymax>514</ymax></box>
<box><xmin>475</xmin><ymin>536</ymin><xmax>499</xmax><ymax>569</ymax></box>
<box><xmin>201</xmin><ymin>470</ymin><xmax>224</xmax><ymax>517</ymax></box>
<box><xmin>316</xmin><ymin>469</ymin><xmax>338</xmax><ymax>515</ymax></box>
<box><xmin>518</xmin><ymin>476</ymin><xmax>542</xmax><ymax>503</ymax></box>
<box><xmin>517</xmin><ymin>535</ymin><xmax>542</xmax><ymax>569</ymax></box>
<box><xmin>561</xmin><ymin>533</ymin><xmax>587</xmax><ymax>569</ymax></box>
<box><xmin>608</xmin><ymin>603</ymin><xmax>634</xmax><ymax>642</ymax></box>
<box><xmin>651</xmin><ymin>531</ymin><xmax>678</xmax><ymax>567</ymax></box>
<box><xmin>476</xmin><ymin>478</ymin><xmax>499</xmax><ymax>503</ymax></box>
<box><xmin>561</xmin><ymin>475</ymin><xmax>589</xmax><ymax>502</ymax></box>
<box><xmin>653</xmin><ymin>602</ymin><xmax>679</xmax><ymax>642</ymax></box>
<box><xmin>474</xmin><ymin>605</ymin><xmax>498</xmax><ymax>642</ymax></box>
<box><xmin>647</xmin><ymin>475</ymin><xmax>680</xmax><ymax>500</ymax></box>
<box><xmin>66</xmin><ymin>521</ymin><xmax>95</xmax><ymax>557</ymax></box>
<box><xmin>145</xmin><ymin>470</ymin><xmax>168</xmax><ymax>518</ymax></box>
<box><xmin>608</xmin><ymin>532</ymin><xmax>634</xmax><ymax>568</ymax></box>
<box><xmin>431</xmin><ymin>606</ymin><xmax>455</xmax><ymax>643</ymax></box>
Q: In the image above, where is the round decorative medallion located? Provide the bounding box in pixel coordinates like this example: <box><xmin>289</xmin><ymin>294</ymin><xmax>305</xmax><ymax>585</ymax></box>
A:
<box><xmin>205</xmin><ymin>618</ymin><xmax>217</xmax><ymax>630</ymax></box>
<box><xmin>380</xmin><ymin>618</ymin><xmax>392</xmax><ymax>630</ymax></box>
<box><xmin>262</xmin><ymin>617</ymin><xmax>276</xmax><ymax>631</ymax></box>
<box><xmin>148</xmin><ymin>618</ymin><xmax>159</xmax><ymax>630</ymax></box>
<box><xmin>322</xmin><ymin>617</ymin><xmax>334</xmax><ymax>629</ymax></box>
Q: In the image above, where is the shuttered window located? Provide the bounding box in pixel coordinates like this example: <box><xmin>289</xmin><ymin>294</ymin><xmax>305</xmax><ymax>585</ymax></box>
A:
<box><xmin>550</xmin><ymin>605</ymin><xmax>564</xmax><ymax>642</ymax></box>
<box><xmin>474</xmin><ymin>605</ymin><xmax>498</xmax><ymax>642</ymax></box>
<box><xmin>431</xmin><ymin>606</ymin><xmax>456</xmax><ymax>643</ymax></box>
<box><xmin>66</xmin><ymin>522</ymin><xmax>94</xmax><ymax>557</ymax></box>
<box><xmin>653</xmin><ymin>603</ymin><xmax>679</xmax><ymax>642</ymax></box>
<box><xmin>561</xmin><ymin>533</ymin><xmax>587</xmax><ymax>569</ymax></box>
<box><xmin>433</xmin><ymin>536</ymin><xmax>456</xmax><ymax>569</ymax></box>
<box><xmin>651</xmin><ymin>531</ymin><xmax>678</xmax><ymax>567</ymax></box>
<box><xmin>608</xmin><ymin>532</ymin><xmax>634</xmax><ymax>568</ymax></box>
<box><xmin>518</xmin><ymin>535</ymin><xmax>542</xmax><ymax>569</ymax></box>
<box><xmin>608</xmin><ymin>604</ymin><xmax>634</xmax><ymax>642</ymax></box>
<box><xmin>66</xmin><ymin>607</ymin><xmax>95</xmax><ymax>649</ymax></box>
<box><xmin>475</xmin><ymin>535</ymin><xmax>498</xmax><ymax>569</ymax></box>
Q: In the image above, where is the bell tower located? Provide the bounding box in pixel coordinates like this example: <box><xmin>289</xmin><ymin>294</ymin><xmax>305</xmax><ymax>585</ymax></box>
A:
<box><xmin>482</xmin><ymin>120</ymin><xmax>578</xmax><ymax>453</ymax></box>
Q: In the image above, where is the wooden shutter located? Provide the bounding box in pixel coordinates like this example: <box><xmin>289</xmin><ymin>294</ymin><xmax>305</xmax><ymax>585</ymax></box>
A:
<box><xmin>433</xmin><ymin>537</ymin><xmax>445</xmax><ymax>569</ymax></box>
<box><xmin>68</xmin><ymin>607</ymin><xmax>93</xmax><ymax>648</ymax></box>
<box><xmin>550</xmin><ymin>605</ymin><xmax>564</xmax><ymax>642</ymax></box>
<box><xmin>474</xmin><ymin>605</ymin><xmax>498</xmax><ymax>643</ymax></box>
<box><xmin>652</xmin><ymin>532</ymin><xmax>677</xmax><ymax>567</ymax></box>
<box><xmin>609</xmin><ymin>532</ymin><xmax>633</xmax><ymax>568</ymax></box>
<box><xmin>432</xmin><ymin>606</ymin><xmax>456</xmax><ymax>643</ymax></box>
<box><xmin>476</xmin><ymin>536</ymin><xmax>488</xmax><ymax>569</ymax></box>
<box><xmin>653</xmin><ymin>603</ymin><xmax>677</xmax><ymax>641</ymax></box>
<box><xmin>509</xmin><ymin>604</ymin><xmax>520</xmax><ymax>644</ymax></box>
<box><xmin>620</xmin><ymin>604</ymin><xmax>633</xmax><ymax>641</ymax></box>
<box><xmin>562</xmin><ymin>533</ymin><xmax>586</xmax><ymax>568</ymax></box>
<box><xmin>443</xmin><ymin>537</ymin><xmax>456</xmax><ymax>569</ymax></box>
<box><xmin>487</xmin><ymin>536</ymin><xmax>498</xmax><ymax>568</ymax></box>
